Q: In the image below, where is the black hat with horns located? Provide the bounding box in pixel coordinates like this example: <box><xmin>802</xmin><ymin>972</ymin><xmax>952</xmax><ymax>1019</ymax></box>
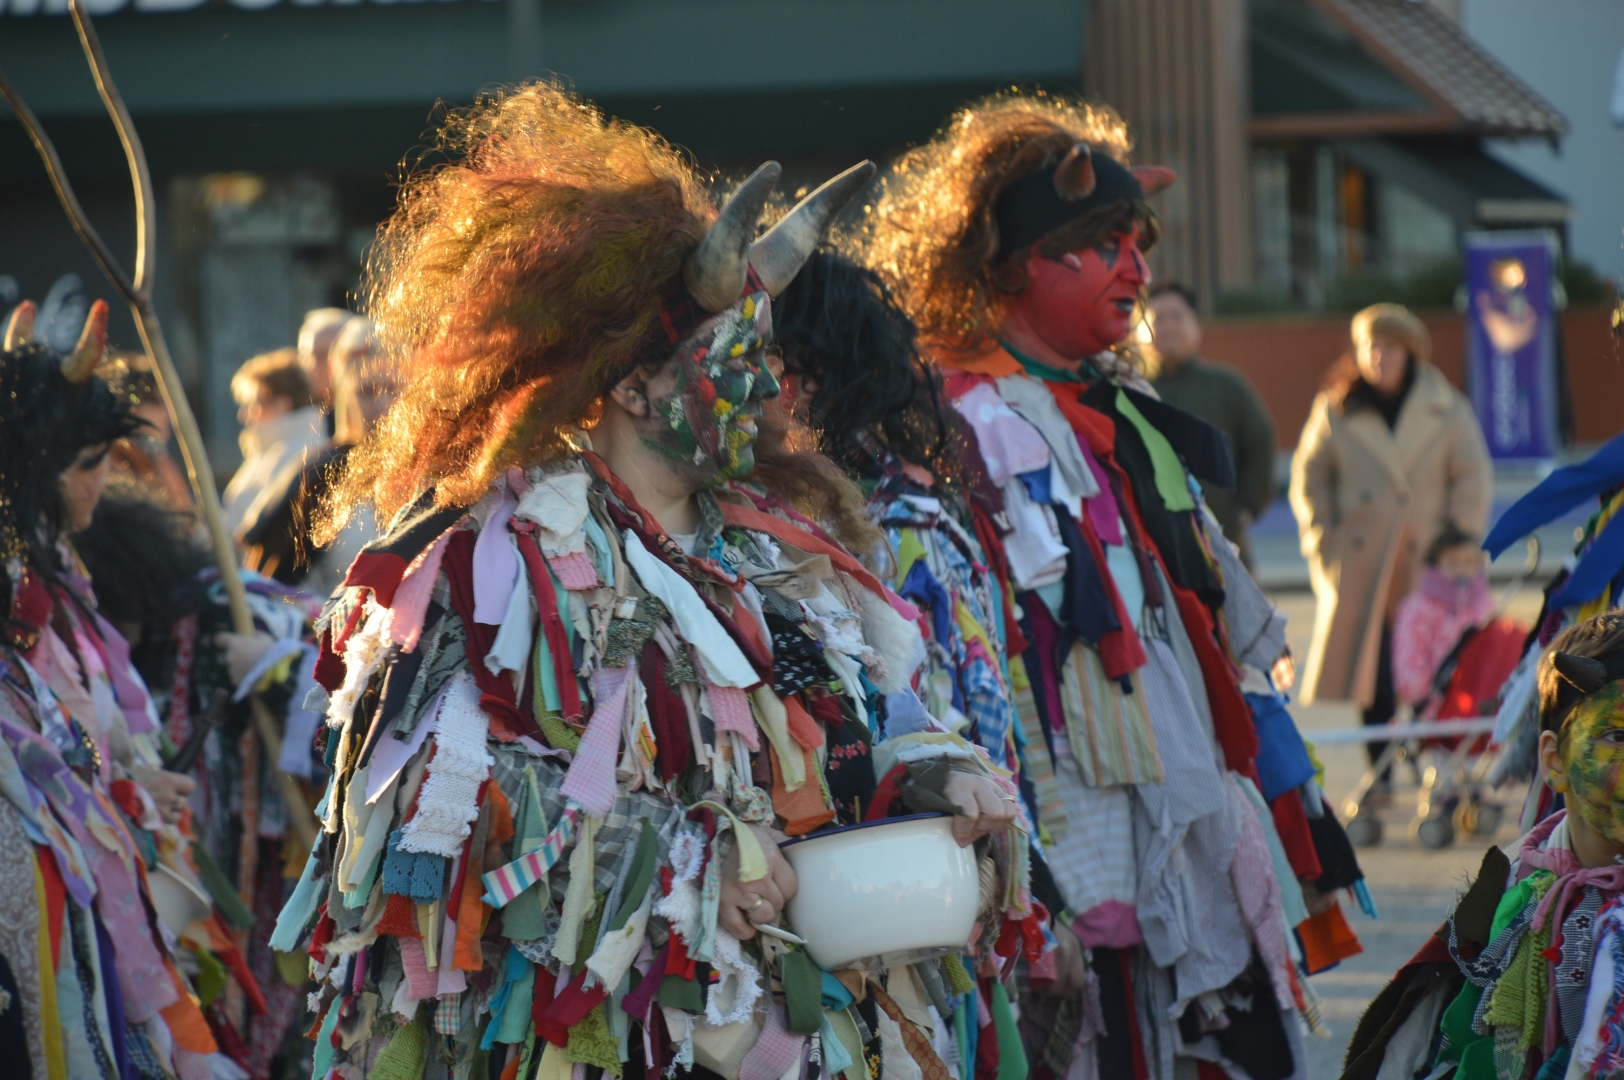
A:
<box><xmin>646</xmin><ymin>160</ymin><xmax>877</xmax><ymax>353</ymax></box>
<box><xmin>0</xmin><ymin>299</ymin><xmax>141</xmax><ymax>573</ymax></box>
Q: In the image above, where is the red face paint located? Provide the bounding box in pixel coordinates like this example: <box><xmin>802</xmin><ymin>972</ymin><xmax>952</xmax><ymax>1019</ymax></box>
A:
<box><xmin>1004</xmin><ymin>226</ymin><xmax>1149</xmax><ymax>360</ymax></box>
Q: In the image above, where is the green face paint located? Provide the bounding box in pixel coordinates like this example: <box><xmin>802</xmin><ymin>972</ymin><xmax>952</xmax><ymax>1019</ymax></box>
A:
<box><xmin>642</xmin><ymin>289</ymin><xmax>779</xmax><ymax>486</ymax></box>
<box><xmin>1559</xmin><ymin>681</ymin><xmax>1624</xmax><ymax>844</ymax></box>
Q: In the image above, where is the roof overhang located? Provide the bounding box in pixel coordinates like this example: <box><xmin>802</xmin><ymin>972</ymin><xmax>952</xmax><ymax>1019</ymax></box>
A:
<box><xmin>1250</xmin><ymin>0</ymin><xmax>1566</xmax><ymax>143</ymax></box>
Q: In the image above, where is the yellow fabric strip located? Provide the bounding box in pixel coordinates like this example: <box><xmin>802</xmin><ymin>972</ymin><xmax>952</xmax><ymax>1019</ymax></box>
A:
<box><xmin>692</xmin><ymin>800</ymin><xmax>768</xmax><ymax>884</ymax></box>
<box><xmin>33</xmin><ymin>857</ymin><xmax>65</xmax><ymax>1080</ymax></box>
<box><xmin>750</xmin><ymin>687</ymin><xmax>804</xmax><ymax>791</ymax></box>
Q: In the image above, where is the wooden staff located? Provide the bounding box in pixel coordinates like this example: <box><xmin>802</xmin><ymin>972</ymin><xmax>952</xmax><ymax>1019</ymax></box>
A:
<box><xmin>0</xmin><ymin>0</ymin><xmax>316</xmax><ymax>853</ymax></box>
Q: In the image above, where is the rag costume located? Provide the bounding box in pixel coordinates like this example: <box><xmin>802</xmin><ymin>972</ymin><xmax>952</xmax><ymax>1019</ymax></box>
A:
<box><xmin>1342</xmin><ymin>813</ymin><xmax>1624</xmax><ymax>1080</ymax></box>
<box><xmin>76</xmin><ymin>494</ymin><xmax>328</xmax><ymax>1079</ymax></box>
<box><xmin>866</xmin><ymin>108</ymin><xmax>1368</xmax><ymax>1079</ymax></box>
<box><xmin>275</xmin><ymin>121</ymin><xmax>1026</xmax><ymax>1080</ymax></box>
<box><xmin>0</xmin><ymin>329</ymin><xmax>255</xmax><ymax>1080</ymax></box>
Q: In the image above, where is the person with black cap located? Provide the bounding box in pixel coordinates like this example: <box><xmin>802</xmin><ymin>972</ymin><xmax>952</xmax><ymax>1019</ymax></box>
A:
<box><xmin>870</xmin><ymin>91</ymin><xmax>1332</xmax><ymax>1080</ymax></box>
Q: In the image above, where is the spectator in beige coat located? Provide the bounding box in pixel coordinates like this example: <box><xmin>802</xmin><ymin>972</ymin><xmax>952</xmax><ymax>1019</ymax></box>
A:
<box><xmin>1290</xmin><ymin>304</ymin><xmax>1493</xmax><ymax>783</ymax></box>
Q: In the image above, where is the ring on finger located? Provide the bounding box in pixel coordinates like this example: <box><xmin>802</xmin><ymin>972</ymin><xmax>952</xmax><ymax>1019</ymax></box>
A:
<box><xmin>747</xmin><ymin>897</ymin><xmax>765</xmax><ymax>913</ymax></box>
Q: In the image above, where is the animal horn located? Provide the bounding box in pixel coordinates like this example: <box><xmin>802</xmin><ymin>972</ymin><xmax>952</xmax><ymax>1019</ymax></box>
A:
<box><xmin>1054</xmin><ymin>143</ymin><xmax>1096</xmax><ymax>200</ymax></box>
<box><xmin>61</xmin><ymin>299</ymin><xmax>108</xmax><ymax>384</ymax></box>
<box><xmin>684</xmin><ymin>162</ymin><xmax>782</xmax><ymax>313</ymax></box>
<box><xmin>3</xmin><ymin>300</ymin><xmax>37</xmax><ymax>351</ymax></box>
<box><xmin>749</xmin><ymin>160</ymin><xmax>876</xmax><ymax>297</ymax></box>
<box><xmin>1553</xmin><ymin>652</ymin><xmax>1609</xmax><ymax>694</ymax></box>
<box><xmin>1132</xmin><ymin>166</ymin><xmax>1177</xmax><ymax>197</ymax></box>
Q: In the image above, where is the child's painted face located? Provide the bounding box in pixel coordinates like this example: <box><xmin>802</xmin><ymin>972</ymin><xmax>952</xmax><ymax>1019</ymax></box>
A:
<box><xmin>1437</xmin><ymin>543</ymin><xmax>1485</xmax><ymax>584</ymax></box>
<box><xmin>642</xmin><ymin>290</ymin><xmax>779</xmax><ymax>485</ymax></box>
<box><xmin>1558</xmin><ymin>682</ymin><xmax>1624</xmax><ymax>844</ymax></box>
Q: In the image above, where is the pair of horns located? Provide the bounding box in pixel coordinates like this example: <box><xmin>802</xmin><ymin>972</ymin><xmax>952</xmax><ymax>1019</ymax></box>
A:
<box><xmin>683</xmin><ymin>160</ymin><xmax>877</xmax><ymax>313</ymax></box>
<box><xmin>3</xmin><ymin>298</ymin><xmax>109</xmax><ymax>384</ymax></box>
<box><xmin>1553</xmin><ymin>652</ymin><xmax>1614</xmax><ymax>694</ymax></box>
<box><xmin>1049</xmin><ymin>143</ymin><xmax>1177</xmax><ymax>201</ymax></box>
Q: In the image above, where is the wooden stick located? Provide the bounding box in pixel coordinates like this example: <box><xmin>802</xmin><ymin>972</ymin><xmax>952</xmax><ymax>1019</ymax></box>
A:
<box><xmin>0</xmin><ymin>6</ymin><xmax>317</xmax><ymax>853</ymax></box>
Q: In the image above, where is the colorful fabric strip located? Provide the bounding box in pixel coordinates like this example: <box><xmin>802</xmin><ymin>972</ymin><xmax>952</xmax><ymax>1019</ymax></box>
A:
<box><xmin>481</xmin><ymin>805</ymin><xmax>579</xmax><ymax>908</ymax></box>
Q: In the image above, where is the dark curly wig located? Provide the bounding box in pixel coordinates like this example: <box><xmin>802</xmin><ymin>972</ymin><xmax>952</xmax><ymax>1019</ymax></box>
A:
<box><xmin>1</xmin><ymin>342</ymin><xmax>141</xmax><ymax>630</ymax></box>
<box><xmin>72</xmin><ymin>490</ymin><xmax>212</xmax><ymax>630</ymax></box>
<box><xmin>772</xmin><ymin>250</ymin><xmax>955</xmax><ymax>480</ymax></box>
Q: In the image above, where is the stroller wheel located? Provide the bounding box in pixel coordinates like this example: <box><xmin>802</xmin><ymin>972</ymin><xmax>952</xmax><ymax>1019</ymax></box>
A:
<box><xmin>1453</xmin><ymin>801</ymin><xmax>1478</xmax><ymax>836</ymax></box>
<box><xmin>1415</xmin><ymin>816</ymin><xmax>1455</xmax><ymax>850</ymax></box>
<box><xmin>1345</xmin><ymin>816</ymin><xmax>1383</xmax><ymax>848</ymax></box>
<box><xmin>1471</xmin><ymin>803</ymin><xmax>1503</xmax><ymax>837</ymax></box>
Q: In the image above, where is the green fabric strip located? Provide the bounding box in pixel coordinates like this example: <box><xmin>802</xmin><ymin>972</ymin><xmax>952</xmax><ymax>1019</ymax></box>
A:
<box><xmin>607</xmin><ymin>821</ymin><xmax>657</xmax><ymax>933</ymax></box>
<box><xmin>1114</xmin><ymin>389</ymin><xmax>1195</xmax><ymax>511</ymax></box>
<box><xmin>191</xmin><ymin>841</ymin><xmax>255</xmax><ymax>930</ymax></box>
<box><xmin>656</xmin><ymin>974</ymin><xmax>704</xmax><ymax>1013</ymax></box>
<box><xmin>782</xmin><ymin>949</ymin><xmax>824</xmax><ymax>1035</ymax></box>
<box><xmin>990</xmin><ymin>982</ymin><xmax>1029</xmax><ymax>1080</ymax></box>
<box><xmin>1001</xmin><ymin>341</ymin><xmax>1084</xmax><ymax>384</ymax></box>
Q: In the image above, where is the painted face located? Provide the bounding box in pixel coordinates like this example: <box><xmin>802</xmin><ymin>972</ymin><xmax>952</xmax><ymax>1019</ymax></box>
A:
<box><xmin>1558</xmin><ymin>681</ymin><xmax>1624</xmax><ymax>844</ymax></box>
<box><xmin>643</xmin><ymin>290</ymin><xmax>780</xmax><ymax>485</ymax></box>
<box><xmin>1005</xmin><ymin>225</ymin><xmax>1150</xmax><ymax>359</ymax></box>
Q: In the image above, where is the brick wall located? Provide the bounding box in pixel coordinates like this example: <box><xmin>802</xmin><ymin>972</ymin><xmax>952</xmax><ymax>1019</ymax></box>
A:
<box><xmin>1199</xmin><ymin>307</ymin><xmax>1622</xmax><ymax>449</ymax></box>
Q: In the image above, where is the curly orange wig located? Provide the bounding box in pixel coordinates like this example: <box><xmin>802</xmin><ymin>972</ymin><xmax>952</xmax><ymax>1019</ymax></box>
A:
<box><xmin>327</xmin><ymin>82</ymin><xmax>715</xmax><ymax>531</ymax></box>
<box><xmin>862</xmin><ymin>91</ymin><xmax>1147</xmax><ymax>349</ymax></box>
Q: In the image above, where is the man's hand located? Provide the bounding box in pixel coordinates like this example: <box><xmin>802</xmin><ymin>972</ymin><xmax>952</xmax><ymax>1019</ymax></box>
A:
<box><xmin>942</xmin><ymin>771</ymin><xmax>1018</xmax><ymax>847</ymax></box>
<box><xmin>129</xmin><ymin>764</ymin><xmax>197</xmax><ymax>825</ymax></box>
<box><xmin>717</xmin><ymin>824</ymin><xmax>799</xmax><ymax>940</ymax></box>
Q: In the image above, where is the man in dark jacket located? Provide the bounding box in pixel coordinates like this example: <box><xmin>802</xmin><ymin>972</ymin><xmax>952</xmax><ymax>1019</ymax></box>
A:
<box><xmin>1146</xmin><ymin>281</ymin><xmax>1277</xmax><ymax>567</ymax></box>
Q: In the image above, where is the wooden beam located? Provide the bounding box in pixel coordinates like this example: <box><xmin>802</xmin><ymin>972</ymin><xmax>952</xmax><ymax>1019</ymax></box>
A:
<box><xmin>1248</xmin><ymin>110</ymin><xmax>1456</xmax><ymax>140</ymax></box>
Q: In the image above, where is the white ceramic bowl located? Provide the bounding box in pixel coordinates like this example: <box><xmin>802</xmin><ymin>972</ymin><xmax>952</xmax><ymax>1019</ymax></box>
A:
<box><xmin>779</xmin><ymin>813</ymin><xmax>979</xmax><ymax>971</ymax></box>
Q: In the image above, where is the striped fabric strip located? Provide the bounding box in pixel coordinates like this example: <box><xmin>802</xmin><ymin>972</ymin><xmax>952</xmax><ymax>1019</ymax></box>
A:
<box><xmin>1009</xmin><ymin>654</ymin><xmax>1066</xmax><ymax>841</ymax></box>
<box><xmin>1058</xmin><ymin>642</ymin><xmax>1163</xmax><ymax>787</ymax></box>
<box><xmin>481</xmin><ymin>805</ymin><xmax>579</xmax><ymax>907</ymax></box>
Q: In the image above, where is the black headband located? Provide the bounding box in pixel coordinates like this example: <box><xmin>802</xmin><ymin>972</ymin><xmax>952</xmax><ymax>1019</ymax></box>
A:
<box><xmin>1548</xmin><ymin>650</ymin><xmax>1624</xmax><ymax>732</ymax></box>
<box><xmin>994</xmin><ymin>151</ymin><xmax>1144</xmax><ymax>260</ymax></box>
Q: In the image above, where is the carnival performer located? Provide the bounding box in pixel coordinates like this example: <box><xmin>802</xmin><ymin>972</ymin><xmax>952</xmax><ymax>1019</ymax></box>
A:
<box><xmin>1342</xmin><ymin>611</ymin><xmax>1624</xmax><ymax>1080</ymax></box>
<box><xmin>774</xmin><ymin>248</ymin><xmax>1057</xmax><ymax>1077</ymax></box>
<box><xmin>274</xmin><ymin>84</ymin><xmax>1024</xmax><ymax>1080</ymax></box>
<box><xmin>866</xmin><ymin>92</ymin><xmax>1354</xmax><ymax>1079</ymax></box>
<box><xmin>76</xmin><ymin>485</ymin><xmax>327</xmax><ymax>1079</ymax></box>
<box><xmin>0</xmin><ymin>301</ymin><xmax>249</xmax><ymax>1080</ymax></box>
<box><xmin>772</xmin><ymin>252</ymin><xmax>1029</xmax><ymax>770</ymax></box>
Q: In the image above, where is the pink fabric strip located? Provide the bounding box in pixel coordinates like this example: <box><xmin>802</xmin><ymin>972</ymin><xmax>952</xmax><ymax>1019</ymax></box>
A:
<box><xmin>388</xmin><ymin>527</ymin><xmax>457</xmax><ymax>652</ymax></box>
<box><xmin>1070</xmin><ymin>899</ymin><xmax>1143</xmax><ymax>949</ymax></box>
<box><xmin>1518</xmin><ymin>811</ymin><xmax>1624</xmax><ymax>933</ymax></box>
<box><xmin>547</xmin><ymin>551</ymin><xmax>599</xmax><ymax>591</ymax></box>
<box><xmin>705</xmin><ymin>681</ymin><xmax>758</xmax><ymax>750</ymax></box>
<box><xmin>1075</xmin><ymin>436</ymin><xmax>1122</xmax><ymax>545</ymax></box>
<box><xmin>92</xmin><ymin>609</ymin><xmax>158</xmax><ymax>735</ymax></box>
<box><xmin>561</xmin><ymin>665</ymin><xmax>633</xmax><ymax>817</ymax></box>
<box><xmin>737</xmin><ymin>1003</ymin><xmax>806</xmax><ymax>1080</ymax></box>
<box><xmin>399</xmin><ymin>936</ymin><xmax>437</xmax><ymax>1000</ymax></box>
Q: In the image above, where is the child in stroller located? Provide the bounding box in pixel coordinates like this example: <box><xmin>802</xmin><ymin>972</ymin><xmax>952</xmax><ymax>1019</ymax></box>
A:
<box><xmin>1342</xmin><ymin>528</ymin><xmax>1528</xmax><ymax>847</ymax></box>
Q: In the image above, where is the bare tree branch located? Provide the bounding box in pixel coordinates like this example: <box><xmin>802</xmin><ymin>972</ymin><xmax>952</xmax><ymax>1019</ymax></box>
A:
<box><xmin>1</xmin><ymin>5</ymin><xmax>317</xmax><ymax>852</ymax></box>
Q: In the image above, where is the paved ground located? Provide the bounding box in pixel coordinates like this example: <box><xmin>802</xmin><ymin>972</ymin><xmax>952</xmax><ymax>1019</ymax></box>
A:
<box><xmin>1267</xmin><ymin>586</ymin><xmax>1546</xmax><ymax>1078</ymax></box>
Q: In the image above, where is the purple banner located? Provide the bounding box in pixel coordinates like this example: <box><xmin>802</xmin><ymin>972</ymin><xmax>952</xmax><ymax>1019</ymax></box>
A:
<box><xmin>1465</xmin><ymin>231</ymin><xmax>1560</xmax><ymax>462</ymax></box>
